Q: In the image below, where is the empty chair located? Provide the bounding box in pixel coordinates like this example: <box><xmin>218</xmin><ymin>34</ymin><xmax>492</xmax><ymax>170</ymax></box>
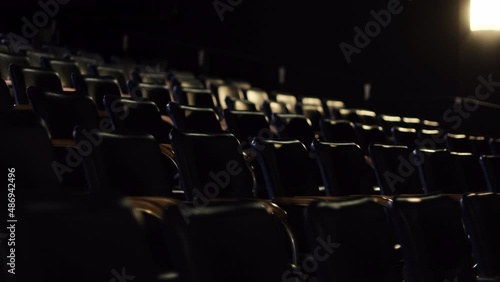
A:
<box><xmin>66</xmin><ymin>55</ymin><xmax>98</xmax><ymax>74</ymax></box>
<box><xmin>272</xmin><ymin>114</ymin><xmax>315</xmax><ymax>147</ymax></box>
<box><xmin>0</xmin><ymin>52</ymin><xmax>29</xmax><ymax>81</ymax></box>
<box><xmin>173</xmin><ymin>86</ymin><xmax>217</xmax><ymax>108</ymax></box>
<box><xmin>340</xmin><ymin>109</ymin><xmax>377</xmax><ymax>125</ymax></box>
<box><xmin>401</xmin><ymin>116</ymin><xmax>421</xmax><ymax>129</ymax></box>
<box><xmin>461</xmin><ymin>193</ymin><xmax>500</xmax><ymax>280</ymax></box>
<box><xmin>323</xmin><ymin>99</ymin><xmax>345</xmax><ymax>118</ymax></box>
<box><xmin>223</xmin><ymin>110</ymin><xmax>270</xmax><ymax>143</ymax></box>
<box><xmin>0</xmin><ymin>79</ymin><xmax>13</xmax><ymax>114</ymax></box>
<box><xmin>225</xmin><ymin>96</ymin><xmax>257</xmax><ymax>111</ymax></box>
<box><xmin>0</xmin><ymin>112</ymin><xmax>60</xmax><ymax>193</ymax></box>
<box><xmin>74</xmin><ymin>128</ymin><xmax>174</xmax><ymax>196</ymax></box>
<box><xmin>127</xmin><ymin>81</ymin><xmax>172</xmax><ymax>115</ymax></box>
<box><xmin>392</xmin><ymin>126</ymin><xmax>418</xmax><ymax>148</ymax></box>
<box><xmin>132</xmin><ymin>70</ymin><xmax>167</xmax><ymax>85</ymax></box>
<box><xmin>354</xmin><ymin>124</ymin><xmax>387</xmax><ymax>154</ymax></box>
<box><xmin>26</xmin><ymin>50</ymin><xmax>55</xmax><ymax>66</ymax></box>
<box><xmin>414</xmin><ymin>149</ymin><xmax>486</xmax><ymax>193</ymax></box>
<box><xmin>203</xmin><ymin>76</ymin><xmax>225</xmax><ymax>90</ymax></box>
<box><xmin>301</xmin><ymin>96</ymin><xmax>322</xmax><ymax>107</ymax></box>
<box><xmin>320</xmin><ymin>119</ymin><xmax>357</xmax><ymax>143</ymax></box>
<box><xmin>421</xmin><ymin>119</ymin><xmax>440</xmax><ymax>129</ymax></box>
<box><xmin>262</xmin><ymin>100</ymin><xmax>288</xmax><ymax>118</ymax></box>
<box><xmin>312</xmin><ymin>141</ymin><xmax>376</xmax><ymax>195</ymax></box>
<box><xmin>490</xmin><ymin>138</ymin><xmax>500</xmax><ymax>155</ymax></box>
<box><xmin>295</xmin><ymin>104</ymin><xmax>324</xmax><ymax>131</ymax></box>
<box><xmin>379</xmin><ymin>115</ymin><xmax>403</xmax><ymax>135</ymax></box>
<box><xmin>170</xmin><ymin>129</ymin><xmax>255</xmax><ymax>200</ymax></box>
<box><xmin>166</xmin><ymin>102</ymin><xmax>221</xmax><ymax>132</ymax></box>
<box><xmin>446</xmin><ymin>133</ymin><xmax>472</xmax><ymax>153</ymax></box>
<box><xmin>72</xmin><ymin>74</ymin><xmax>121</xmax><ymax>110</ymax></box>
<box><xmin>27</xmin><ymin>87</ymin><xmax>99</xmax><ymax>139</ymax></box>
<box><xmin>22</xmin><ymin>197</ymin><xmax>161</xmax><ymax>282</ymax></box>
<box><xmin>89</xmin><ymin>65</ymin><xmax>129</xmax><ymax>94</ymax></box>
<box><xmin>306</xmin><ymin>198</ymin><xmax>403</xmax><ymax>282</ymax></box>
<box><xmin>390</xmin><ymin>194</ymin><xmax>475</xmax><ymax>282</ymax></box>
<box><xmin>216</xmin><ymin>84</ymin><xmax>244</xmax><ymax>109</ymax></box>
<box><xmin>245</xmin><ymin>88</ymin><xmax>269</xmax><ymax>110</ymax></box>
<box><xmin>480</xmin><ymin>155</ymin><xmax>500</xmax><ymax>192</ymax></box>
<box><xmin>252</xmin><ymin>138</ymin><xmax>319</xmax><ymax>198</ymax></box>
<box><xmin>468</xmin><ymin>135</ymin><xmax>490</xmax><ymax>156</ymax></box>
<box><xmin>9</xmin><ymin>65</ymin><xmax>63</xmax><ymax>105</ymax></box>
<box><xmin>40</xmin><ymin>57</ymin><xmax>81</xmax><ymax>89</ymax></box>
<box><xmin>103</xmin><ymin>96</ymin><xmax>172</xmax><ymax>143</ymax></box>
<box><xmin>418</xmin><ymin>128</ymin><xmax>447</xmax><ymax>149</ymax></box>
<box><xmin>275</xmin><ymin>92</ymin><xmax>297</xmax><ymax>113</ymax></box>
<box><xmin>370</xmin><ymin>144</ymin><xmax>423</xmax><ymax>195</ymax></box>
<box><xmin>163</xmin><ymin>202</ymin><xmax>293</xmax><ymax>282</ymax></box>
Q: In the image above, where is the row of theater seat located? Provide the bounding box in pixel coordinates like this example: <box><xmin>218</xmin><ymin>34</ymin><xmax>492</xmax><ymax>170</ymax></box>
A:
<box><xmin>1</xmin><ymin>42</ymin><xmax>500</xmax><ymax>281</ymax></box>
<box><xmin>13</xmin><ymin>193</ymin><xmax>500</xmax><ymax>282</ymax></box>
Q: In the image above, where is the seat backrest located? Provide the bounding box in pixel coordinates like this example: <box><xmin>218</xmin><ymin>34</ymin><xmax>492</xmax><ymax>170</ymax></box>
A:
<box><xmin>392</xmin><ymin>126</ymin><xmax>418</xmax><ymax>148</ymax></box>
<box><xmin>252</xmin><ymin>138</ymin><xmax>319</xmax><ymax>198</ymax></box>
<box><xmin>413</xmin><ymin>149</ymin><xmax>470</xmax><ymax>193</ymax></box>
<box><xmin>480</xmin><ymin>155</ymin><xmax>500</xmax><ymax>192</ymax></box>
<box><xmin>262</xmin><ymin>100</ymin><xmax>288</xmax><ymax>119</ymax></box>
<box><xmin>26</xmin><ymin>50</ymin><xmax>55</xmax><ymax>67</ymax></box>
<box><xmin>296</xmin><ymin>104</ymin><xmax>323</xmax><ymax>131</ymax></box>
<box><xmin>468</xmin><ymin>135</ymin><xmax>490</xmax><ymax>156</ymax></box>
<box><xmin>245</xmin><ymin>88</ymin><xmax>269</xmax><ymax>110</ymax></box>
<box><xmin>163</xmin><ymin>202</ymin><xmax>291</xmax><ymax>282</ymax></box>
<box><xmin>272</xmin><ymin>113</ymin><xmax>315</xmax><ymax>147</ymax></box>
<box><xmin>74</xmin><ymin>128</ymin><xmax>173</xmax><ymax>196</ymax></box>
<box><xmin>27</xmin><ymin>87</ymin><xmax>99</xmax><ymax>139</ymax></box>
<box><xmin>67</xmin><ymin>55</ymin><xmax>98</xmax><ymax>74</ymax></box>
<box><xmin>369</xmin><ymin>144</ymin><xmax>423</xmax><ymax>195</ymax></box>
<box><xmin>461</xmin><ymin>193</ymin><xmax>500</xmax><ymax>278</ymax></box>
<box><xmin>223</xmin><ymin>110</ymin><xmax>269</xmax><ymax>143</ymax></box>
<box><xmin>127</xmin><ymin>81</ymin><xmax>172</xmax><ymax>115</ymax></box>
<box><xmin>418</xmin><ymin>129</ymin><xmax>447</xmax><ymax>149</ymax></box>
<box><xmin>167</xmin><ymin>102</ymin><xmax>221</xmax><ymax>132</ymax></box>
<box><xmin>0</xmin><ymin>79</ymin><xmax>13</xmax><ymax>114</ymax></box>
<box><xmin>217</xmin><ymin>84</ymin><xmax>244</xmax><ymax>109</ymax></box>
<box><xmin>324</xmin><ymin>99</ymin><xmax>345</xmax><ymax>117</ymax></box>
<box><xmin>320</xmin><ymin>119</ymin><xmax>357</xmax><ymax>143</ymax></box>
<box><xmin>10</xmin><ymin>64</ymin><xmax>63</xmax><ymax>105</ymax></box>
<box><xmin>91</xmin><ymin>65</ymin><xmax>129</xmax><ymax>94</ymax></box>
<box><xmin>306</xmin><ymin>198</ymin><xmax>403</xmax><ymax>282</ymax></box>
<box><xmin>0</xmin><ymin>113</ymin><xmax>60</xmax><ymax>192</ymax></box>
<box><xmin>275</xmin><ymin>93</ymin><xmax>297</xmax><ymax>113</ymax></box>
<box><xmin>103</xmin><ymin>95</ymin><xmax>171</xmax><ymax>143</ymax></box>
<box><xmin>40</xmin><ymin>57</ymin><xmax>81</xmax><ymax>88</ymax></box>
<box><xmin>0</xmin><ymin>52</ymin><xmax>29</xmax><ymax>80</ymax></box>
<box><xmin>72</xmin><ymin>74</ymin><xmax>121</xmax><ymax>110</ymax></box>
<box><xmin>174</xmin><ymin>86</ymin><xmax>217</xmax><ymax>108</ymax></box>
<box><xmin>390</xmin><ymin>195</ymin><xmax>475</xmax><ymax>282</ymax></box>
<box><xmin>22</xmin><ymin>198</ymin><xmax>158</xmax><ymax>282</ymax></box>
<box><xmin>170</xmin><ymin>129</ymin><xmax>255</xmax><ymax>201</ymax></box>
<box><xmin>312</xmin><ymin>141</ymin><xmax>376</xmax><ymax>195</ymax></box>
<box><xmin>354</xmin><ymin>124</ymin><xmax>387</xmax><ymax>154</ymax></box>
<box><xmin>446</xmin><ymin>133</ymin><xmax>472</xmax><ymax>153</ymax></box>
<box><xmin>225</xmin><ymin>96</ymin><xmax>257</xmax><ymax>111</ymax></box>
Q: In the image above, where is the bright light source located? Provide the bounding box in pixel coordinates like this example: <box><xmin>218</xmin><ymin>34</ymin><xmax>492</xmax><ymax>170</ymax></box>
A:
<box><xmin>470</xmin><ymin>0</ymin><xmax>500</xmax><ymax>31</ymax></box>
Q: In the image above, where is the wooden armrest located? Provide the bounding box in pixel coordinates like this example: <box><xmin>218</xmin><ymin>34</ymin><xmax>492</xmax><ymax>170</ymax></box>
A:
<box><xmin>14</xmin><ymin>104</ymin><xmax>33</xmax><ymax>111</ymax></box>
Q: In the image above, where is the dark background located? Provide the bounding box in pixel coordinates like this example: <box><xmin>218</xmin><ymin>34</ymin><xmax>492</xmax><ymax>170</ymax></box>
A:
<box><xmin>1</xmin><ymin>0</ymin><xmax>500</xmax><ymax>109</ymax></box>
